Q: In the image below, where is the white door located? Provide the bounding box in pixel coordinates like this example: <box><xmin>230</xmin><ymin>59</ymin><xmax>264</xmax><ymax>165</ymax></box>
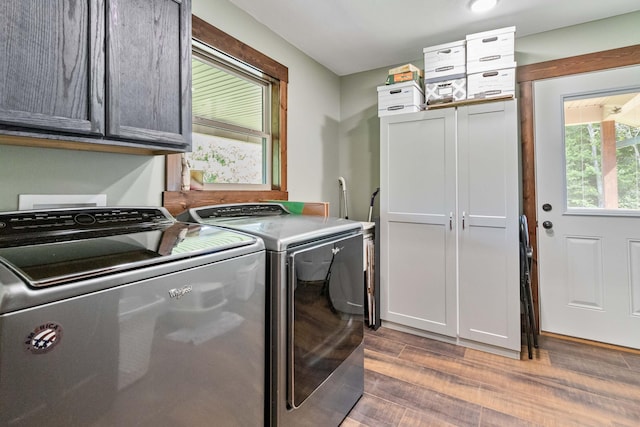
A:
<box><xmin>534</xmin><ymin>65</ymin><xmax>640</xmax><ymax>348</ymax></box>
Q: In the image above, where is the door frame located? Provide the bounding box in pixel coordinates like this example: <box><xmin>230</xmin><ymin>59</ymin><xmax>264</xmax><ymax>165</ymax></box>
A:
<box><xmin>516</xmin><ymin>44</ymin><xmax>640</xmax><ymax>331</ymax></box>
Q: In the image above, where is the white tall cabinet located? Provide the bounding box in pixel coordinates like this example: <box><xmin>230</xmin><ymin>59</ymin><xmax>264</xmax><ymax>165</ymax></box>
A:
<box><xmin>379</xmin><ymin>99</ymin><xmax>520</xmax><ymax>358</ymax></box>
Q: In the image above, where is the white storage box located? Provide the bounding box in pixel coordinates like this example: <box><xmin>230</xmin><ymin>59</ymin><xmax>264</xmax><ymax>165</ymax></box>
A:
<box><xmin>467</xmin><ymin>68</ymin><xmax>516</xmax><ymax>99</ymax></box>
<box><xmin>466</xmin><ymin>26</ymin><xmax>516</xmax><ymax>74</ymax></box>
<box><xmin>378</xmin><ymin>104</ymin><xmax>421</xmax><ymax>117</ymax></box>
<box><xmin>425</xmin><ymin>77</ymin><xmax>466</xmax><ymax>103</ymax></box>
<box><xmin>377</xmin><ymin>81</ymin><xmax>424</xmax><ymax>117</ymax></box>
<box><xmin>467</xmin><ymin>55</ymin><xmax>516</xmax><ymax>74</ymax></box>
<box><xmin>423</xmin><ymin>40</ymin><xmax>466</xmax><ymax>81</ymax></box>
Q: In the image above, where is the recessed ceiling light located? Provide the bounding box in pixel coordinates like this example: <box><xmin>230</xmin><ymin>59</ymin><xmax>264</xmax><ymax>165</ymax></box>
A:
<box><xmin>470</xmin><ymin>0</ymin><xmax>498</xmax><ymax>13</ymax></box>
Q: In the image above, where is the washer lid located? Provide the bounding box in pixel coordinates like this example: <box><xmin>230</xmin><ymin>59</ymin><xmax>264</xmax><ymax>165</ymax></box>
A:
<box><xmin>0</xmin><ymin>208</ymin><xmax>258</xmax><ymax>288</ymax></box>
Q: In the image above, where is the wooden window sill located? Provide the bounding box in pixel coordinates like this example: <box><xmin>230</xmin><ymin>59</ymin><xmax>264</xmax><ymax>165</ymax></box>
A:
<box><xmin>162</xmin><ymin>190</ymin><xmax>288</xmax><ymax>217</ymax></box>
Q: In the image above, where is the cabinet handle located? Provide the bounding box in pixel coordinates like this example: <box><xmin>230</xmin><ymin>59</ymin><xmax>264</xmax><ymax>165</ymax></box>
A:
<box><xmin>462</xmin><ymin>211</ymin><xmax>466</xmax><ymax>229</ymax></box>
<box><xmin>449</xmin><ymin>212</ymin><xmax>453</xmax><ymax>230</ymax></box>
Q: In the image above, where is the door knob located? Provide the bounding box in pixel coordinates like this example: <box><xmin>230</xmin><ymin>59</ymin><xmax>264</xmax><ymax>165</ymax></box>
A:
<box><xmin>542</xmin><ymin>220</ymin><xmax>553</xmax><ymax>230</ymax></box>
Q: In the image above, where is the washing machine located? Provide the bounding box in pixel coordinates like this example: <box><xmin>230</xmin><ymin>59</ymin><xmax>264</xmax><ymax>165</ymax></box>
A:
<box><xmin>0</xmin><ymin>207</ymin><xmax>266</xmax><ymax>426</ymax></box>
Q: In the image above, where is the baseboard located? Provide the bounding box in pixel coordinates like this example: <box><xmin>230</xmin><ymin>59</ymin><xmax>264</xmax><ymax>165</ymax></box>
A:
<box><xmin>541</xmin><ymin>331</ymin><xmax>640</xmax><ymax>355</ymax></box>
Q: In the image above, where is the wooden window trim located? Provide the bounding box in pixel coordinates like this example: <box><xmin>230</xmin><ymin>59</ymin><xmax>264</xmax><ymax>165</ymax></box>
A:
<box><xmin>163</xmin><ymin>15</ymin><xmax>288</xmax><ymax>216</ymax></box>
<box><xmin>517</xmin><ymin>44</ymin><xmax>640</xmax><ymax>331</ymax></box>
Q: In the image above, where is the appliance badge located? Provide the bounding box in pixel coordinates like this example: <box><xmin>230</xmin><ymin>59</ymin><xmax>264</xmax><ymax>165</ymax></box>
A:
<box><xmin>169</xmin><ymin>285</ymin><xmax>193</xmax><ymax>299</ymax></box>
<box><xmin>24</xmin><ymin>322</ymin><xmax>63</xmax><ymax>354</ymax></box>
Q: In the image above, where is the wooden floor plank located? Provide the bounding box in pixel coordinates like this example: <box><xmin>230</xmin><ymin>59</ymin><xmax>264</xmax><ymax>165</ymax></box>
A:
<box><xmin>341</xmin><ymin>417</ymin><xmax>369</xmax><ymax>427</ymax></box>
<box><xmin>464</xmin><ymin>345</ymin><xmax>640</xmax><ymax>405</ymax></box>
<box><xmin>372</xmin><ymin>327</ymin><xmax>466</xmax><ymax>358</ymax></box>
<box><xmin>622</xmin><ymin>352</ymin><xmax>640</xmax><ymax>372</ymax></box>
<box><xmin>363</xmin><ymin>333</ymin><xmax>406</xmax><ymax>358</ymax></box>
<box><xmin>366</xmin><ymin>348</ymin><xmax>597</xmax><ymax>426</ymax></box>
<box><xmin>343</xmin><ymin>327</ymin><xmax>640</xmax><ymax>427</ymax></box>
<box><xmin>342</xmin><ymin>393</ymin><xmax>406</xmax><ymax>427</ymax></box>
<box><xmin>399</xmin><ymin>408</ymin><xmax>464</xmax><ymax>427</ymax></box>
<box><xmin>478</xmin><ymin>407</ymin><xmax>539</xmax><ymax>427</ymax></box>
<box><xmin>365</xmin><ymin>369</ymin><xmax>482</xmax><ymax>426</ymax></box>
<box><xmin>547</xmin><ymin>351</ymin><xmax>640</xmax><ymax>387</ymax></box>
<box><xmin>539</xmin><ymin>335</ymin><xmax>630</xmax><ymax>368</ymax></box>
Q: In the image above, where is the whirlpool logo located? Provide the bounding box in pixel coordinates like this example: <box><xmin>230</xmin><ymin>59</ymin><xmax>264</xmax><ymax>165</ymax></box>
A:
<box><xmin>168</xmin><ymin>285</ymin><xmax>193</xmax><ymax>299</ymax></box>
<box><xmin>24</xmin><ymin>322</ymin><xmax>63</xmax><ymax>354</ymax></box>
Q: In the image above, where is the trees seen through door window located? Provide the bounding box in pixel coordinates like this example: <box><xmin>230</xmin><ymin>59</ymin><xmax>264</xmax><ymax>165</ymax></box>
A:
<box><xmin>564</xmin><ymin>90</ymin><xmax>640</xmax><ymax>210</ymax></box>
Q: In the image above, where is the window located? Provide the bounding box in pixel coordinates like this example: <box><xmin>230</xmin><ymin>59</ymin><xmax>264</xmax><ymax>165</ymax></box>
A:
<box><xmin>564</xmin><ymin>89</ymin><xmax>640</xmax><ymax>211</ymax></box>
<box><xmin>164</xmin><ymin>16</ymin><xmax>288</xmax><ymax>212</ymax></box>
<box><xmin>189</xmin><ymin>41</ymin><xmax>271</xmax><ymax>189</ymax></box>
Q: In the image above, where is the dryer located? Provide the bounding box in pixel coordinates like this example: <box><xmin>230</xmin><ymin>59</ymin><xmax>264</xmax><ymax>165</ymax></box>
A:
<box><xmin>178</xmin><ymin>203</ymin><xmax>364</xmax><ymax>427</ymax></box>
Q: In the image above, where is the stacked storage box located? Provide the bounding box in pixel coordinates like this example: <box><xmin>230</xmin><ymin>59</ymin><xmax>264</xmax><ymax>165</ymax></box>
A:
<box><xmin>423</xmin><ymin>40</ymin><xmax>467</xmax><ymax>103</ymax></box>
<box><xmin>386</xmin><ymin>63</ymin><xmax>423</xmax><ymax>86</ymax></box>
<box><xmin>380</xmin><ymin>26</ymin><xmax>516</xmax><ymax>115</ymax></box>
<box><xmin>466</xmin><ymin>26</ymin><xmax>516</xmax><ymax>99</ymax></box>
<box><xmin>377</xmin><ymin>80</ymin><xmax>424</xmax><ymax>117</ymax></box>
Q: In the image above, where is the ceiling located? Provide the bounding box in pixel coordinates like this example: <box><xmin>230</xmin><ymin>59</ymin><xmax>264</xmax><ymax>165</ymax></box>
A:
<box><xmin>565</xmin><ymin>93</ymin><xmax>640</xmax><ymax>128</ymax></box>
<box><xmin>229</xmin><ymin>0</ymin><xmax>640</xmax><ymax>76</ymax></box>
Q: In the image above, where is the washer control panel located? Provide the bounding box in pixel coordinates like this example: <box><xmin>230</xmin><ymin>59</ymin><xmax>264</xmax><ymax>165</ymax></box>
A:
<box><xmin>0</xmin><ymin>208</ymin><xmax>172</xmax><ymax>241</ymax></box>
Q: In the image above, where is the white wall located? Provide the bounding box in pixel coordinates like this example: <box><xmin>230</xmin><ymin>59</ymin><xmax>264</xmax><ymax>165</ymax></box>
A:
<box><xmin>0</xmin><ymin>0</ymin><xmax>343</xmax><ymax>215</ymax></box>
<box><xmin>339</xmin><ymin>11</ymin><xmax>640</xmax><ymax>221</ymax></box>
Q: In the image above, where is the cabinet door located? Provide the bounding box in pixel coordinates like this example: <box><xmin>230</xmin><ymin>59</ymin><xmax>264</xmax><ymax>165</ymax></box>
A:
<box><xmin>0</xmin><ymin>0</ymin><xmax>105</xmax><ymax>135</ymax></box>
<box><xmin>380</xmin><ymin>110</ymin><xmax>457</xmax><ymax>337</ymax></box>
<box><xmin>457</xmin><ymin>100</ymin><xmax>520</xmax><ymax>351</ymax></box>
<box><xmin>106</xmin><ymin>0</ymin><xmax>191</xmax><ymax>148</ymax></box>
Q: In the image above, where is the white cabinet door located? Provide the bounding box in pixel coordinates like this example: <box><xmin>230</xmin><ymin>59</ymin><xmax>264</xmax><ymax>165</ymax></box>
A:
<box><xmin>457</xmin><ymin>100</ymin><xmax>520</xmax><ymax>351</ymax></box>
<box><xmin>380</xmin><ymin>109</ymin><xmax>457</xmax><ymax>337</ymax></box>
<box><xmin>380</xmin><ymin>101</ymin><xmax>520</xmax><ymax>354</ymax></box>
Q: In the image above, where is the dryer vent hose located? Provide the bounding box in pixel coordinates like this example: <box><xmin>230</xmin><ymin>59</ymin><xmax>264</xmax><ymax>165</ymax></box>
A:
<box><xmin>338</xmin><ymin>177</ymin><xmax>348</xmax><ymax>219</ymax></box>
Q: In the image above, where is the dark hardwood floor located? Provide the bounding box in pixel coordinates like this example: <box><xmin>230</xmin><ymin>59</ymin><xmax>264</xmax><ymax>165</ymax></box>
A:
<box><xmin>342</xmin><ymin>327</ymin><xmax>640</xmax><ymax>426</ymax></box>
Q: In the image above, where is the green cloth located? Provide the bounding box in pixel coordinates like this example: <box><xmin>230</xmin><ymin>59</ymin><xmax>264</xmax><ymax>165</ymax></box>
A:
<box><xmin>266</xmin><ymin>200</ymin><xmax>305</xmax><ymax>215</ymax></box>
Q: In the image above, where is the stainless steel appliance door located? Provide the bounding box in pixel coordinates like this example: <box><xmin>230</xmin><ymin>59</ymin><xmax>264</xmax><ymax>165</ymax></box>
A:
<box><xmin>0</xmin><ymin>251</ymin><xmax>265</xmax><ymax>426</ymax></box>
<box><xmin>287</xmin><ymin>233</ymin><xmax>364</xmax><ymax>409</ymax></box>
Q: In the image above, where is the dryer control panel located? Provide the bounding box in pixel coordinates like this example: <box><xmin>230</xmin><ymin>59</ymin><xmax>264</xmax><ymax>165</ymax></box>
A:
<box><xmin>196</xmin><ymin>203</ymin><xmax>289</xmax><ymax>219</ymax></box>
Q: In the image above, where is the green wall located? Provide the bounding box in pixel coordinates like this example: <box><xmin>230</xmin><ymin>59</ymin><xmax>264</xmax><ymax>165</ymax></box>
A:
<box><xmin>338</xmin><ymin>11</ymin><xmax>640</xmax><ymax>221</ymax></box>
<box><xmin>1</xmin><ymin>7</ymin><xmax>638</xmax><ymax>218</ymax></box>
<box><xmin>0</xmin><ymin>145</ymin><xmax>164</xmax><ymax>211</ymax></box>
<box><xmin>0</xmin><ymin>0</ymin><xmax>343</xmax><ymax>215</ymax></box>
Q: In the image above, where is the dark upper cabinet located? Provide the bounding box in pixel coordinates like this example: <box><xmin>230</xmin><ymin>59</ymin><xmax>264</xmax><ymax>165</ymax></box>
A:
<box><xmin>0</xmin><ymin>1</ymin><xmax>105</xmax><ymax>135</ymax></box>
<box><xmin>0</xmin><ymin>0</ymin><xmax>191</xmax><ymax>154</ymax></box>
<box><xmin>106</xmin><ymin>0</ymin><xmax>191</xmax><ymax>148</ymax></box>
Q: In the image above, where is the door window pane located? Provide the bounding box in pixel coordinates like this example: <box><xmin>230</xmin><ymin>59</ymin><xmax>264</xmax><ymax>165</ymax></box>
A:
<box><xmin>564</xmin><ymin>90</ymin><xmax>640</xmax><ymax>210</ymax></box>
